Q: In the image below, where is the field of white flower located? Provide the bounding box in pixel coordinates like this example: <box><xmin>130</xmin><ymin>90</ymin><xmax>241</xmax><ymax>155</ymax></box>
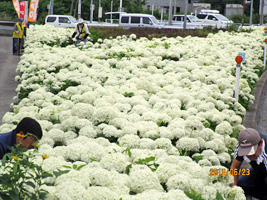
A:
<box><xmin>0</xmin><ymin>25</ymin><xmax>265</xmax><ymax>199</ymax></box>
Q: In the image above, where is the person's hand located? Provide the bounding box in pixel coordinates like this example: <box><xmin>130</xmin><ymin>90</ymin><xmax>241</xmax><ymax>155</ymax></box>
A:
<box><xmin>69</xmin><ymin>37</ymin><xmax>73</xmax><ymax>41</ymax></box>
<box><xmin>81</xmin><ymin>37</ymin><xmax>84</xmax><ymax>41</ymax></box>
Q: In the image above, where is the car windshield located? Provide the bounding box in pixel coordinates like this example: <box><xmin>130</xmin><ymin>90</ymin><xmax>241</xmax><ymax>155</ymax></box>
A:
<box><xmin>69</xmin><ymin>16</ymin><xmax>77</xmax><ymax>23</ymax></box>
<box><xmin>150</xmin><ymin>16</ymin><xmax>160</xmax><ymax>25</ymax></box>
<box><xmin>214</xmin><ymin>14</ymin><xmax>229</xmax><ymax>21</ymax></box>
<box><xmin>188</xmin><ymin>15</ymin><xmax>201</xmax><ymax>22</ymax></box>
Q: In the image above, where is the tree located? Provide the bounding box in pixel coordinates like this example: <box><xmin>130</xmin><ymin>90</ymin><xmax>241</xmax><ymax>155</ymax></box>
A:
<box><xmin>0</xmin><ymin>0</ymin><xmax>147</xmax><ymax>23</ymax></box>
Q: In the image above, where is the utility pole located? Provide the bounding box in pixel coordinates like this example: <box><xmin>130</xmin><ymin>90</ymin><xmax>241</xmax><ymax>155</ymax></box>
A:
<box><xmin>168</xmin><ymin>0</ymin><xmax>173</xmax><ymax>25</ymax></box>
<box><xmin>260</xmin><ymin>0</ymin><xmax>264</xmax><ymax>25</ymax></box>
<box><xmin>98</xmin><ymin>0</ymin><xmax>102</xmax><ymax>23</ymax></box>
<box><xmin>111</xmin><ymin>0</ymin><xmax>113</xmax><ymax>23</ymax></box>
<box><xmin>249</xmin><ymin>0</ymin><xmax>253</xmax><ymax>25</ymax></box>
<box><xmin>90</xmin><ymin>0</ymin><xmax>93</xmax><ymax>23</ymax></box>
<box><xmin>119</xmin><ymin>0</ymin><xmax>122</xmax><ymax>12</ymax></box>
<box><xmin>174</xmin><ymin>0</ymin><xmax>176</xmax><ymax>15</ymax></box>
<box><xmin>78</xmin><ymin>0</ymin><xmax>81</xmax><ymax>19</ymax></box>
<box><xmin>183</xmin><ymin>0</ymin><xmax>188</xmax><ymax>29</ymax></box>
<box><xmin>50</xmin><ymin>0</ymin><xmax>54</xmax><ymax>15</ymax></box>
<box><xmin>70</xmin><ymin>0</ymin><xmax>75</xmax><ymax>15</ymax></box>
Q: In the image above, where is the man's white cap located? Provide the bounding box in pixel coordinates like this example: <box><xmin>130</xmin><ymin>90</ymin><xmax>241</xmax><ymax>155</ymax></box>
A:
<box><xmin>78</xmin><ymin>18</ymin><xmax>84</xmax><ymax>24</ymax></box>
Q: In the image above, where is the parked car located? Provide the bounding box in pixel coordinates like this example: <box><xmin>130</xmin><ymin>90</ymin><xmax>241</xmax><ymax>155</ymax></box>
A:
<box><xmin>45</xmin><ymin>15</ymin><xmax>78</xmax><ymax>28</ymax></box>
<box><xmin>196</xmin><ymin>10</ymin><xmax>233</xmax><ymax>29</ymax></box>
<box><xmin>172</xmin><ymin>15</ymin><xmax>203</xmax><ymax>29</ymax></box>
<box><xmin>119</xmin><ymin>13</ymin><xmax>164</xmax><ymax>29</ymax></box>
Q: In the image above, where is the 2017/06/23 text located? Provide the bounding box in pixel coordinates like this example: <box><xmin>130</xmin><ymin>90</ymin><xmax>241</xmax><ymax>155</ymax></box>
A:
<box><xmin>209</xmin><ymin>168</ymin><xmax>250</xmax><ymax>176</ymax></box>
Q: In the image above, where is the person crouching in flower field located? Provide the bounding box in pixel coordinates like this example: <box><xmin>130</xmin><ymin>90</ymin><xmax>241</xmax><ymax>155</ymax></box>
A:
<box><xmin>0</xmin><ymin>117</ymin><xmax>42</xmax><ymax>159</ymax></box>
<box><xmin>230</xmin><ymin>128</ymin><xmax>267</xmax><ymax>199</ymax></box>
<box><xmin>69</xmin><ymin>18</ymin><xmax>90</xmax><ymax>47</ymax></box>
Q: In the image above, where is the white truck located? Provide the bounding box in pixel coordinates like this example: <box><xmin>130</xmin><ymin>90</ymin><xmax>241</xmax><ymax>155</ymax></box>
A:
<box><xmin>45</xmin><ymin>15</ymin><xmax>78</xmax><ymax>28</ymax></box>
<box><xmin>172</xmin><ymin>15</ymin><xmax>203</xmax><ymax>29</ymax></box>
<box><xmin>196</xmin><ymin>10</ymin><xmax>233</xmax><ymax>29</ymax></box>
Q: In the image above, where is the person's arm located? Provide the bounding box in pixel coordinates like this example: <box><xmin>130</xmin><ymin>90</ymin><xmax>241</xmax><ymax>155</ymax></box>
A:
<box><xmin>70</xmin><ymin>26</ymin><xmax>78</xmax><ymax>40</ymax></box>
<box><xmin>230</xmin><ymin>158</ymin><xmax>242</xmax><ymax>187</ymax></box>
<box><xmin>14</xmin><ymin>25</ymin><xmax>19</xmax><ymax>33</ymax></box>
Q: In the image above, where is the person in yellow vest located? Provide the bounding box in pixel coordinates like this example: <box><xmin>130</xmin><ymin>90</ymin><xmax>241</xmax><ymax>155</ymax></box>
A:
<box><xmin>12</xmin><ymin>18</ymin><xmax>24</xmax><ymax>55</ymax></box>
<box><xmin>21</xmin><ymin>22</ymin><xmax>30</xmax><ymax>51</ymax></box>
<box><xmin>69</xmin><ymin>18</ymin><xmax>90</xmax><ymax>47</ymax></box>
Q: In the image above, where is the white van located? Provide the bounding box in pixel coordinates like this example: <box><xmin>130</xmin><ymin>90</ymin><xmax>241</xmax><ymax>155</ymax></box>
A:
<box><xmin>119</xmin><ymin>13</ymin><xmax>164</xmax><ymax>29</ymax></box>
<box><xmin>45</xmin><ymin>15</ymin><xmax>78</xmax><ymax>28</ymax></box>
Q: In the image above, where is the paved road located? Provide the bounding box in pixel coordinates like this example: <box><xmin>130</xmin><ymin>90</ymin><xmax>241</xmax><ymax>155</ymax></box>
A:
<box><xmin>0</xmin><ymin>36</ymin><xmax>20</xmax><ymax>125</ymax></box>
<box><xmin>257</xmin><ymin>79</ymin><xmax>267</xmax><ymax>134</ymax></box>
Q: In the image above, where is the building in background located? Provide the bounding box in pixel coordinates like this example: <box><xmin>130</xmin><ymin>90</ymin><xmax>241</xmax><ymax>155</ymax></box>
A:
<box><xmin>144</xmin><ymin>0</ymin><xmax>194</xmax><ymax>14</ymax></box>
<box><xmin>225</xmin><ymin>4</ymin><xmax>243</xmax><ymax>18</ymax></box>
<box><xmin>144</xmin><ymin>0</ymin><xmax>245</xmax><ymax>19</ymax></box>
<box><xmin>144</xmin><ymin>0</ymin><xmax>213</xmax><ymax>15</ymax></box>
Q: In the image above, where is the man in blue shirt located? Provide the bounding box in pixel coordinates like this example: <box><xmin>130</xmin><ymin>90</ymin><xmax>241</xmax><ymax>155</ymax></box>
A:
<box><xmin>0</xmin><ymin>117</ymin><xmax>42</xmax><ymax>159</ymax></box>
<box><xmin>230</xmin><ymin>128</ymin><xmax>267</xmax><ymax>199</ymax></box>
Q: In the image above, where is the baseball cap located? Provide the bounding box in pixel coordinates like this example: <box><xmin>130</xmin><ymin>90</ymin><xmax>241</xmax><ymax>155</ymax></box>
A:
<box><xmin>238</xmin><ymin>128</ymin><xmax>261</xmax><ymax>156</ymax></box>
<box><xmin>15</xmin><ymin>117</ymin><xmax>43</xmax><ymax>139</ymax></box>
<box><xmin>19</xmin><ymin>18</ymin><xmax>23</xmax><ymax>22</ymax></box>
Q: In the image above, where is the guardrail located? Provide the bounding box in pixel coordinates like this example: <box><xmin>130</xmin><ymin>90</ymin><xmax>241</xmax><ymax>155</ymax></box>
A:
<box><xmin>0</xmin><ymin>21</ymin><xmax>15</xmax><ymax>36</ymax></box>
<box><xmin>0</xmin><ymin>21</ymin><xmax>16</xmax><ymax>26</ymax></box>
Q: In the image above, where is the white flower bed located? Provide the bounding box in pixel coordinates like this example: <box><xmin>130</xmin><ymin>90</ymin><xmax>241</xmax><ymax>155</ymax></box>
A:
<box><xmin>1</xmin><ymin>25</ymin><xmax>265</xmax><ymax>199</ymax></box>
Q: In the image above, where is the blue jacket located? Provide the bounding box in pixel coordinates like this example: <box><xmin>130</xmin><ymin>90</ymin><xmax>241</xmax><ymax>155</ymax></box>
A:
<box><xmin>0</xmin><ymin>130</ymin><xmax>16</xmax><ymax>159</ymax></box>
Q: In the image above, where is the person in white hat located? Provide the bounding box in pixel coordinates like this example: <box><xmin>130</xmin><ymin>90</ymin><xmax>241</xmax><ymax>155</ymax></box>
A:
<box><xmin>69</xmin><ymin>18</ymin><xmax>90</xmax><ymax>47</ymax></box>
<box><xmin>230</xmin><ymin>128</ymin><xmax>267</xmax><ymax>199</ymax></box>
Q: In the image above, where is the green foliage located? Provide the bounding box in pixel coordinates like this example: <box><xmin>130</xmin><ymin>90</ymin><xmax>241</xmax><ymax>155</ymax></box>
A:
<box><xmin>0</xmin><ymin>1</ymin><xmax>17</xmax><ymax>21</ymax></box>
<box><xmin>49</xmin><ymin>79</ymin><xmax>80</xmax><ymax>94</ymax></box>
<box><xmin>226</xmin><ymin>23</ymin><xmax>238</xmax><ymax>31</ymax></box>
<box><xmin>216</xmin><ymin>191</ymin><xmax>224</xmax><ymax>200</ymax></box>
<box><xmin>52</xmin><ymin>164</ymin><xmax>85</xmax><ymax>178</ymax></box>
<box><xmin>0</xmin><ymin>145</ymin><xmax>52</xmax><ymax>200</ymax></box>
<box><xmin>123</xmin><ymin>92</ymin><xmax>135</xmax><ymax>97</ymax></box>
<box><xmin>184</xmin><ymin>189</ymin><xmax>203</xmax><ymax>200</ymax></box>
<box><xmin>121</xmin><ymin>146</ymin><xmax>159</xmax><ymax>174</ymax></box>
<box><xmin>192</xmin><ymin>154</ymin><xmax>204</xmax><ymax>163</ymax></box>
<box><xmin>157</xmin><ymin>119</ymin><xmax>169</xmax><ymax>127</ymax></box>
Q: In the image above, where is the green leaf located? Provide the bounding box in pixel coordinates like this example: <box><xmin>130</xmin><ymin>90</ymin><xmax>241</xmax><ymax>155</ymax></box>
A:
<box><xmin>42</xmin><ymin>171</ymin><xmax>53</xmax><ymax>179</ymax></box>
<box><xmin>192</xmin><ymin>155</ymin><xmax>204</xmax><ymax>163</ymax></box>
<box><xmin>126</xmin><ymin>164</ymin><xmax>132</xmax><ymax>175</ymax></box>
<box><xmin>25</xmin><ymin>181</ymin><xmax>35</xmax><ymax>188</ymax></box>
<box><xmin>184</xmin><ymin>191</ymin><xmax>193</xmax><ymax>198</ymax></box>
<box><xmin>144</xmin><ymin>156</ymin><xmax>155</xmax><ymax>163</ymax></box>
<box><xmin>216</xmin><ymin>192</ymin><xmax>224</xmax><ymax>200</ymax></box>
<box><xmin>63</xmin><ymin>165</ymin><xmax>72</xmax><ymax>169</ymax></box>
<box><xmin>77</xmin><ymin>164</ymin><xmax>86</xmax><ymax>170</ymax></box>
<box><xmin>89</xmin><ymin>157</ymin><xmax>96</xmax><ymax>162</ymax></box>
<box><xmin>73</xmin><ymin>164</ymin><xmax>77</xmax><ymax>170</ymax></box>
<box><xmin>13</xmin><ymin>163</ymin><xmax>18</xmax><ymax>174</ymax></box>
<box><xmin>53</xmin><ymin>170</ymin><xmax>70</xmax><ymax>178</ymax></box>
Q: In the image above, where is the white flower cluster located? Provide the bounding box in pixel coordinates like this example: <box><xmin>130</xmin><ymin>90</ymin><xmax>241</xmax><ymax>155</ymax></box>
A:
<box><xmin>0</xmin><ymin>25</ymin><xmax>264</xmax><ymax>199</ymax></box>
